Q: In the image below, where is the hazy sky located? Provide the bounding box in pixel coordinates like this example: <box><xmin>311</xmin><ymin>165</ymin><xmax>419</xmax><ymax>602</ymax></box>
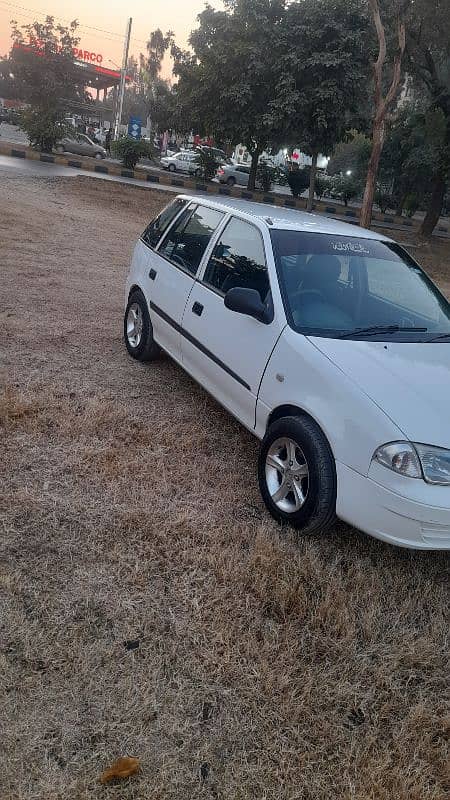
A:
<box><xmin>0</xmin><ymin>0</ymin><xmax>222</xmax><ymax>75</ymax></box>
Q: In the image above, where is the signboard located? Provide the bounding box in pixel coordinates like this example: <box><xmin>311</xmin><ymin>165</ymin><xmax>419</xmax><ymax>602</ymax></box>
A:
<box><xmin>128</xmin><ymin>116</ymin><xmax>142</xmax><ymax>140</ymax></box>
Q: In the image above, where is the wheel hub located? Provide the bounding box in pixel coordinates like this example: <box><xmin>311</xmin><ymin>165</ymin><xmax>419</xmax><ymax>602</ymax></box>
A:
<box><xmin>126</xmin><ymin>303</ymin><xmax>143</xmax><ymax>348</ymax></box>
<box><xmin>265</xmin><ymin>437</ymin><xmax>309</xmax><ymax>514</ymax></box>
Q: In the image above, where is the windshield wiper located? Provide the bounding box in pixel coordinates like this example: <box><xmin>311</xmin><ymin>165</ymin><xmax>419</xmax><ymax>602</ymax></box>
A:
<box><xmin>337</xmin><ymin>325</ymin><xmax>428</xmax><ymax>340</ymax></box>
<box><xmin>427</xmin><ymin>333</ymin><xmax>450</xmax><ymax>342</ymax></box>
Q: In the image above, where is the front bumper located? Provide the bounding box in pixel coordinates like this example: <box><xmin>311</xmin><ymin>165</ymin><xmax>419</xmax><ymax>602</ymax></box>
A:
<box><xmin>336</xmin><ymin>461</ymin><xmax>450</xmax><ymax>550</ymax></box>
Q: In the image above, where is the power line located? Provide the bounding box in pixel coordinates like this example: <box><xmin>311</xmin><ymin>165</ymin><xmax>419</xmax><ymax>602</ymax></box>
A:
<box><xmin>0</xmin><ymin>0</ymin><xmax>126</xmax><ymax>41</ymax></box>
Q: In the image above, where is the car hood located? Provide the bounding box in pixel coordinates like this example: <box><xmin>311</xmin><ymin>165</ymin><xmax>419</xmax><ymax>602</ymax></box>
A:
<box><xmin>309</xmin><ymin>338</ymin><xmax>450</xmax><ymax>448</ymax></box>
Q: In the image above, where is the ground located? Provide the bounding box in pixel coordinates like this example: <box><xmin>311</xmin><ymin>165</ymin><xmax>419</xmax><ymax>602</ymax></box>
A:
<box><xmin>0</xmin><ymin>174</ymin><xmax>449</xmax><ymax>800</ymax></box>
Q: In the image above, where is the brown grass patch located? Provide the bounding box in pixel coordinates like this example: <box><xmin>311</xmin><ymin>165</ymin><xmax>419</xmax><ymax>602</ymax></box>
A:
<box><xmin>0</xmin><ymin>173</ymin><xmax>449</xmax><ymax>800</ymax></box>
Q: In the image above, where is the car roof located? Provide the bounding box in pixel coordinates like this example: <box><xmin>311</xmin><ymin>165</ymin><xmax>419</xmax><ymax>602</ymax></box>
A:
<box><xmin>177</xmin><ymin>194</ymin><xmax>392</xmax><ymax>240</ymax></box>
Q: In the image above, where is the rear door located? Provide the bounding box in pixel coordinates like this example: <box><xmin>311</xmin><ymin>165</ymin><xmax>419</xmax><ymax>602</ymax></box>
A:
<box><xmin>180</xmin><ymin>216</ymin><xmax>285</xmax><ymax>430</ymax></box>
<box><xmin>146</xmin><ymin>203</ymin><xmax>225</xmax><ymax>361</ymax></box>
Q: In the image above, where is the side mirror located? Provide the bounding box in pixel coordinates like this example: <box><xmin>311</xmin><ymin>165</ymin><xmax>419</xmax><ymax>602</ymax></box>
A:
<box><xmin>224</xmin><ymin>287</ymin><xmax>272</xmax><ymax>324</ymax></box>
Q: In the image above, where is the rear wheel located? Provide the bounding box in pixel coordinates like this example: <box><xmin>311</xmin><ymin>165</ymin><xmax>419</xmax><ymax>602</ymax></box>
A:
<box><xmin>124</xmin><ymin>290</ymin><xmax>160</xmax><ymax>362</ymax></box>
<box><xmin>56</xmin><ymin>145</ymin><xmax>64</xmax><ymax>154</ymax></box>
<box><xmin>95</xmin><ymin>152</ymin><xmax>103</xmax><ymax>160</ymax></box>
<box><xmin>226</xmin><ymin>176</ymin><xmax>236</xmax><ymax>187</ymax></box>
<box><xmin>258</xmin><ymin>415</ymin><xmax>336</xmax><ymax>534</ymax></box>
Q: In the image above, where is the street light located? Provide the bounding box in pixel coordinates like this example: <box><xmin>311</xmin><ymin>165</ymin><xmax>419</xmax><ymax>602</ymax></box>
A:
<box><xmin>346</xmin><ymin>170</ymin><xmax>352</xmax><ymax>176</ymax></box>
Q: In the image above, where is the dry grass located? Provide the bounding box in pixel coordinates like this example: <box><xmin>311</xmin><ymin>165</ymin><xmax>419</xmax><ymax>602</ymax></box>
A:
<box><xmin>0</xmin><ymin>172</ymin><xmax>449</xmax><ymax>800</ymax></box>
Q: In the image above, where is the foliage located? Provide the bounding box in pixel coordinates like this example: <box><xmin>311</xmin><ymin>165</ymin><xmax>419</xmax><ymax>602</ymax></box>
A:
<box><xmin>268</xmin><ymin>0</ymin><xmax>371</xmax><ymax>207</ymax></box>
<box><xmin>19</xmin><ymin>108</ymin><xmax>70</xmax><ymax>152</ymax></box>
<box><xmin>327</xmin><ymin>132</ymin><xmax>372</xmax><ymax>181</ymax></box>
<box><xmin>194</xmin><ymin>148</ymin><xmax>219</xmax><ymax>181</ymax></box>
<box><xmin>287</xmin><ymin>167</ymin><xmax>310</xmax><ymax>198</ymax></box>
<box><xmin>331</xmin><ymin>174</ymin><xmax>360</xmax><ymax>206</ymax></box>
<box><xmin>171</xmin><ymin>0</ymin><xmax>288</xmax><ymax>189</ymax></box>
<box><xmin>314</xmin><ymin>174</ymin><xmax>331</xmax><ymax>200</ymax></box>
<box><xmin>111</xmin><ymin>136</ymin><xmax>154</xmax><ymax>169</ymax></box>
<box><xmin>404</xmin><ymin>193</ymin><xmax>419</xmax><ymax>217</ymax></box>
<box><xmin>147</xmin><ymin>79</ymin><xmax>179</xmax><ymax>133</ymax></box>
<box><xmin>5</xmin><ymin>16</ymin><xmax>87</xmax><ymax>152</ymax></box>
<box><xmin>374</xmin><ymin>187</ymin><xmax>393</xmax><ymax>213</ymax></box>
<box><xmin>256</xmin><ymin>161</ymin><xmax>275</xmax><ymax>192</ymax></box>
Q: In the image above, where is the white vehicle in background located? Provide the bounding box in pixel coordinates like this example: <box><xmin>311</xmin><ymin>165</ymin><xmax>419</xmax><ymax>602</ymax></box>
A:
<box><xmin>160</xmin><ymin>151</ymin><xmax>201</xmax><ymax>176</ymax></box>
<box><xmin>124</xmin><ymin>195</ymin><xmax>450</xmax><ymax>550</ymax></box>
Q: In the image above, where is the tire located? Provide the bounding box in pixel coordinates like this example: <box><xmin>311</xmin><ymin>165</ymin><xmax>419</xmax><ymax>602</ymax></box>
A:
<box><xmin>124</xmin><ymin>289</ymin><xmax>160</xmax><ymax>362</ymax></box>
<box><xmin>258</xmin><ymin>415</ymin><xmax>336</xmax><ymax>535</ymax></box>
<box><xmin>168</xmin><ymin>163</ymin><xmax>176</xmax><ymax>172</ymax></box>
<box><xmin>194</xmin><ymin>168</ymin><xmax>202</xmax><ymax>177</ymax></box>
<box><xmin>226</xmin><ymin>176</ymin><xmax>236</xmax><ymax>187</ymax></box>
<box><xmin>95</xmin><ymin>152</ymin><xmax>103</xmax><ymax>160</ymax></box>
<box><xmin>56</xmin><ymin>145</ymin><xmax>64</xmax><ymax>153</ymax></box>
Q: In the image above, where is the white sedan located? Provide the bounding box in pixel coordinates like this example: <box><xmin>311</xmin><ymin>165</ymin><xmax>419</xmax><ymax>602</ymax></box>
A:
<box><xmin>160</xmin><ymin>151</ymin><xmax>201</xmax><ymax>176</ymax></box>
<box><xmin>124</xmin><ymin>195</ymin><xmax>450</xmax><ymax>550</ymax></box>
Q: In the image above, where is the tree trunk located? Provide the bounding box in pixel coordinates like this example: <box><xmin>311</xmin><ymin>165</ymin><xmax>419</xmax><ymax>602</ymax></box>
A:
<box><xmin>360</xmin><ymin>117</ymin><xmax>385</xmax><ymax>228</ymax></box>
<box><xmin>307</xmin><ymin>152</ymin><xmax>318</xmax><ymax>212</ymax></box>
<box><xmin>247</xmin><ymin>147</ymin><xmax>261</xmax><ymax>191</ymax></box>
<box><xmin>360</xmin><ymin>0</ymin><xmax>406</xmax><ymax>228</ymax></box>
<box><xmin>419</xmin><ymin>174</ymin><xmax>446</xmax><ymax>238</ymax></box>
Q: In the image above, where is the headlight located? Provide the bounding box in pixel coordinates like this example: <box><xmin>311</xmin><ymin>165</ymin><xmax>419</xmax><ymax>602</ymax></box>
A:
<box><xmin>373</xmin><ymin>442</ymin><xmax>422</xmax><ymax>478</ymax></box>
<box><xmin>373</xmin><ymin>442</ymin><xmax>450</xmax><ymax>485</ymax></box>
<box><xmin>414</xmin><ymin>443</ymin><xmax>450</xmax><ymax>485</ymax></box>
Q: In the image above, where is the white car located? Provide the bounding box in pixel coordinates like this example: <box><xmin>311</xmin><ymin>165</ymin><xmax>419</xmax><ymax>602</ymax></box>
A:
<box><xmin>124</xmin><ymin>195</ymin><xmax>450</xmax><ymax>550</ymax></box>
<box><xmin>160</xmin><ymin>151</ymin><xmax>201</xmax><ymax>176</ymax></box>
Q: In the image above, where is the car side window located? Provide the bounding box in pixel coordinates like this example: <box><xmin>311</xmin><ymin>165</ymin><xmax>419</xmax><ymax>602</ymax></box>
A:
<box><xmin>158</xmin><ymin>205</ymin><xmax>225</xmax><ymax>276</ymax></box>
<box><xmin>203</xmin><ymin>217</ymin><xmax>270</xmax><ymax>301</ymax></box>
<box><xmin>141</xmin><ymin>198</ymin><xmax>186</xmax><ymax>250</ymax></box>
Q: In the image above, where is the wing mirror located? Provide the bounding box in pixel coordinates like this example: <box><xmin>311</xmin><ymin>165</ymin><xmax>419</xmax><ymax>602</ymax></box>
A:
<box><xmin>224</xmin><ymin>287</ymin><xmax>273</xmax><ymax>324</ymax></box>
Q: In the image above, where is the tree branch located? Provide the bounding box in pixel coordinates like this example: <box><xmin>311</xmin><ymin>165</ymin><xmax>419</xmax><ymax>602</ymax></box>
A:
<box><xmin>368</xmin><ymin>0</ymin><xmax>385</xmax><ymax>111</ymax></box>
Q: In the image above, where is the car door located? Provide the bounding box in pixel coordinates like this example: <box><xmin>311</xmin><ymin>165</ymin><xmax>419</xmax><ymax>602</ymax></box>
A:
<box><xmin>181</xmin><ymin>216</ymin><xmax>285</xmax><ymax>431</ymax></box>
<box><xmin>236</xmin><ymin>166</ymin><xmax>250</xmax><ymax>186</ymax></box>
<box><xmin>146</xmin><ymin>203</ymin><xmax>226</xmax><ymax>361</ymax></box>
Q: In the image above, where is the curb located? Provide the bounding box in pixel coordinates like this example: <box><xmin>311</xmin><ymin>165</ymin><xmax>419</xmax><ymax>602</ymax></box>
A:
<box><xmin>1</xmin><ymin>141</ymin><xmax>448</xmax><ymax>236</ymax></box>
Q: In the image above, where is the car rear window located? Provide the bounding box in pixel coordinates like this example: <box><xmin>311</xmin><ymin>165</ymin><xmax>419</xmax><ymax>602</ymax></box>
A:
<box><xmin>141</xmin><ymin>199</ymin><xmax>186</xmax><ymax>249</ymax></box>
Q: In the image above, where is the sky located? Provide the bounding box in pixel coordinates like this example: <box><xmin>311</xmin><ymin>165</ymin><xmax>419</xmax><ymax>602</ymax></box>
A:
<box><xmin>0</xmin><ymin>0</ymin><xmax>223</xmax><ymax>76</ymax></box>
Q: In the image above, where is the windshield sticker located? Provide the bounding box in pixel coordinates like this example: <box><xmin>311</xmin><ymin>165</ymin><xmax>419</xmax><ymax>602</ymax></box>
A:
<box><xmin>331</xmin><ymin>241</ymin><xmax>370</xmax><ymax>255</ymax></box>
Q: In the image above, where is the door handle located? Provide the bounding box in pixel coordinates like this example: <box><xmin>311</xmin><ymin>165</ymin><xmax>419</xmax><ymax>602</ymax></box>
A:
<box><xmin>149</xmin><ymin>268</ymin><xmax>157</xmax><ymax>280</ymax></box>
<box><xmin>192</xmin><ymin>301</ymin><xmax>204</xmax><ymax>317</ymax></box>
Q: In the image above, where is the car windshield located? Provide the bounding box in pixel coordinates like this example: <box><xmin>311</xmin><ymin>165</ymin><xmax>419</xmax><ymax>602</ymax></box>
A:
<box><xmin>270</xmin><ymin>230</ymin><xmax>450</xmax><ymax>341</ymax></box>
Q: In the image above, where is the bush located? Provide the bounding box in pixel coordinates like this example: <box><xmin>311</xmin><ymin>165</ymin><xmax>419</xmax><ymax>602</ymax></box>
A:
<box><xmin>19</xmin><ymin>108</ymin><xmax>67</xmax><ymax>153</ymax></box>
<box><xmin>374</xmin><ymin>187</ymin><xmax>393</xmax><ymax>213</ymax></box>
<box><xmin>404</xmin><ymin>193</ymin><xmax>419</xmax><ymax>218</ymax></box>
<box><xmin>111</xmin><ymin>136</ymin><xmax>154</xmax><ymax>169</ymax></box>
<box><xmin>314</xmin><ymin>174</ymin><xmax>331</xmax><ymax>200</ymax></box>
<box><xmin>287</xmin><ymin>166</ymin><xmax>310</xmax><ymax>198</ymax></box>
<box><xmin>195</xmin><ymin>148</ymin><xmax>220</xmax><ymax>181</ymax></box>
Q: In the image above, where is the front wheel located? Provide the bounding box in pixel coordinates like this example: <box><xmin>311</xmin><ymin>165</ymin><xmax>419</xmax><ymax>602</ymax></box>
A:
<box><xmin>124</xmin><ymin>289</ymin><xmax>160</xmax><ymax>362</ymax></box>
<box><xmin>168</xmin><ymin>163</ymin><xmax>176</xmax><ymax>172</ymax></box>
<box><xmin>258</xmin><ymin>415</ymin><xmax>336</xmax><ymax>535</ymax></box>
<box><xmin>226</xmin><ymin>176</ymin><xmax>236</xmax><ymax>187</ymax></box>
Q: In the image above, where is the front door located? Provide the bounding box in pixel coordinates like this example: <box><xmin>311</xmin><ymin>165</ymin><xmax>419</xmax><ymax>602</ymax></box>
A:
<box><xmin>181</xmin><ymin>216</ymin><xmax>284</xmax><ymax>430</ymax></box>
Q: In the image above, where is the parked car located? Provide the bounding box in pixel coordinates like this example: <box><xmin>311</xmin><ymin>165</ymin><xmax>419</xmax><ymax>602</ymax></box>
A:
<box><xmin>124</xmin><ymin>195</ymin><xmax>450</xmax><ymax>550</ymax></box>
<box><xmin>216</xmin><ymin>163</ymin><xmax>252</xmax><ymax>187</ymax></box>
<box><xmin>56</xmin><ymin>134</ymin><xmax>107</xmax><ymax>159</ymax></box>
<box><xmin>160</xmin><ymin>151</ymin><xmax>201</xmax><ymax>175</ymax></box>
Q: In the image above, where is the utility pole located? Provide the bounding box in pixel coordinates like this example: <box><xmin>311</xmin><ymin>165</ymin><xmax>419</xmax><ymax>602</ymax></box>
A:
<box><xmin>113</xmin><ymin>17</ymin><xmax>132</xmax><ymax>139</ymax></box>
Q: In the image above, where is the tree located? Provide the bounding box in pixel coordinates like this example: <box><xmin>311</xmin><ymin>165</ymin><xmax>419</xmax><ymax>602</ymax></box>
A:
<box><xmin>405</xmin><ymin>0</ymin><xmax>450</xmax><ymax>236</ymax></box>
<box><xmin>172</xmin><ymin>0</ymin><xmax>288</xmax><ymax>190</ymax></box>
<box><xmin>111</xmin><ymin>136</ymin><xmax>154</xmax><ymax>169</ymax></box>
<box><xmin>5</xmin><ymin>16</ymin><xmax>87</xmax><ymax>151</ymax></box>
<box><xmin>360</xmin><ymin>0</ymin><xmax>409</xmax><ymax>228</ymax></box>
<box><xmin>327</xmin><ymin>132</ymin><xmax>372</xmax><ymax>181</ymax></box>
<box><xmin>147</xmin><ymin>79</ymin><xmax>179</xmax><ymax>133</ymax></box>
<box><xmin>269</xmin><ymin>0</ymin><xmax>371</xmax><ymax>211</ymax></box>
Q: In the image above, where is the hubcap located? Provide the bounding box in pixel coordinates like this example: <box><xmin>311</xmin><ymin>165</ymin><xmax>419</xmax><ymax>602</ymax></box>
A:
<box><xmin>126</xmin><ymin>303</ymin><xmax>143</xmax><ymax>348</ymax></box>
<box><xmin>265</xmin><ymin>437</ymin><xmax>309</xmax><ymax>513</ymax></box>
